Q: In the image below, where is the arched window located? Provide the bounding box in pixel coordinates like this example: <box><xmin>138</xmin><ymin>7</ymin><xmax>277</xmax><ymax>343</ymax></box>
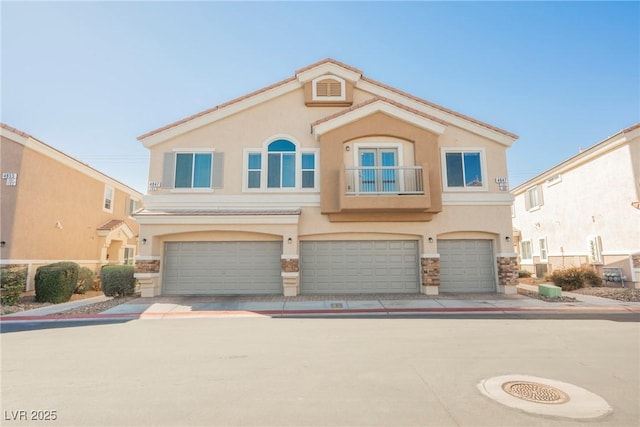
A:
<box><xmin>267</xmin><ymin>139</ymin><xmax>296</xmax><ymax>188</ymax></box>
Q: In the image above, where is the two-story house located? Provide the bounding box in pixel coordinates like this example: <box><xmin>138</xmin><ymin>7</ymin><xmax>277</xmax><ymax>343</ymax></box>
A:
<box><xmin>134</xmin><ymin>59</ymin><xmax>519</xmax><ymax>297</ymax></box>
<box><xmin>0</xmin><ymin>123</ymin><xmax>143</xmax><ymax>290</ymax></box>
<box><xmin>512</xmin><ymin>123</ymin><xmax>640</xmax><ymax>288</ymax></box>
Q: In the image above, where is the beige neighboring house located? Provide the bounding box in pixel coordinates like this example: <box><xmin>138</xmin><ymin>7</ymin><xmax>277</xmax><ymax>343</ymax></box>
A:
<box><xmin>511</xmin><ymin>123</ymin><xmax>640</xmax><ymax>288</ymax></box>
<box><xmin>135</xmin><ymin>59</ymin><xmax>519</xmax><ymax>297</ymax></box>
<box><xmin>0</xmin><ymin>123</ymin><xmax>143</xmax><ymax>290</ymax></box>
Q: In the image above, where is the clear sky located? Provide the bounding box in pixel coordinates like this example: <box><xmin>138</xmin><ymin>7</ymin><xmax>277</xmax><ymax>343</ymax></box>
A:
<box><xmin>2</xmin><ymin>1</ymin><xmax>638</xmax><ymax>194</ymax></box>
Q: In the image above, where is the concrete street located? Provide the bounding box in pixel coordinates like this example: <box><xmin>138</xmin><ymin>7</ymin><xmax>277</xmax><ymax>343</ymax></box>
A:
<box><xmin>1</xmin><ymin>316</ymin><xmax>638</xmax><ymax>427</ymax></box>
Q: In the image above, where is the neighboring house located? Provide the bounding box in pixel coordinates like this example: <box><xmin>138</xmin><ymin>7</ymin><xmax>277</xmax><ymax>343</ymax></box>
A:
<box><xmin>511</xmin><ymin>123</ymin><xmax>640</xmax><ymax>288</ymax></box>
<box><xmin>0</xmin><ymin>123</ymin><xmax>143</xmax><ymax>290</ymax></box>
<box><xmin>134</xmin><ymin>59</ymin><xmax>519</xmax><ymax>297</ymax></box>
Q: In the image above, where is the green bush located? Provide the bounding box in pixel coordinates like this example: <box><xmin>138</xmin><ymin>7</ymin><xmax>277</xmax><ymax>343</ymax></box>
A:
<box><xmin>518</xmin><ymin>270</ymin><xmax>532</xmax><ymax>278</ymax></box>
<box><xmin>549</xmin><ymin>266</ymin><xmax>601</xmax><ymax>291</ymax></box>
<box><xmin>1</xmin><ymin>267</ymin><xmax>27</xmax><ymax>306</ymax></box>
<box><xmin>101</xmin><ymin>265</ymin><xmax>136</xmax><ymax>297</ymax></box>
<box><xmin>75</xmin><ymin>267</ymin><xmax>96</xmax><ymax>294</ymax></box>
<box><xmin>35</xmin><ymin>262</ymin><xmax>79</xmax><ymax>303</ymax></box>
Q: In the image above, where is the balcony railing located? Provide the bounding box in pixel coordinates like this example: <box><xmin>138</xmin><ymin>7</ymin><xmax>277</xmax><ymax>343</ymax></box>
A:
<box><xmin>345</xmin><ymin>166</ymin><xmax>424</xmax><ymax>195</ymax></box>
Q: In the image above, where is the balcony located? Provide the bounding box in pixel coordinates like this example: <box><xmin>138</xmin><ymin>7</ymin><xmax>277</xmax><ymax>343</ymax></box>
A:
<box><xmin>345</xmin><ymin>166</ymin><xmax>424</xmax><ymax>195</ymax></box>
<box><xmin>336</xmin><ymin>164</ymin><xmax>432</xmax><ymax>215</ymax></box>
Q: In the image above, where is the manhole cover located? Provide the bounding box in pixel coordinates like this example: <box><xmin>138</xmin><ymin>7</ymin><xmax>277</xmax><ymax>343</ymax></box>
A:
<box><xmin>502</xmin><ymin>381</ymin><xmax>569</xmax><ymax>404</ymax></box>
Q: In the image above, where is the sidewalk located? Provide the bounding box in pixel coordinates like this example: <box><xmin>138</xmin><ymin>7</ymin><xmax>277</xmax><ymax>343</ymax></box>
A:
<box><xmin>2</xmin><ymin>284</ymin><xmax>639</xmax><ymax>322</ymax></box>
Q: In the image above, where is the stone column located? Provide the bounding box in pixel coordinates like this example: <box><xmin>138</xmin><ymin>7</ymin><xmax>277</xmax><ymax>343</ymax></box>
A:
<box><xmin>281</xmin><ymin>255</ymin><xmax>299</xmax><ymax>297</ymax></box>
<box><xmin>134</xmin><ymin>256</ymin><xmax>161</xmax><ymax>297</ymax></box>
<box><xmin>497</xmin><ymin>253</ymin><xmax>518</xmax><ymax>294</ymax></box>
<box><xmin>421</xmin><ymin>254</ymin><xmax>440</xmax><ymax>295</ymax></box>
<box><xmin>630</xmin><ymin>252</ymin><xmax>640</xmax><ymax>289</ymax></box>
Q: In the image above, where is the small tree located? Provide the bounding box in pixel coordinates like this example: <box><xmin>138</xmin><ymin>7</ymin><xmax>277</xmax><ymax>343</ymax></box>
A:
<box><xmin>1</xmin><ymin>267</ymin><xmax>27</xmax><ymax>306</ymax></box>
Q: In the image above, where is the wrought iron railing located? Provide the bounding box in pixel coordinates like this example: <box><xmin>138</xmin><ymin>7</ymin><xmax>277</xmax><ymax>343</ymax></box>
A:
<box><xmin>345</xmin><ymin>166</ymin><xmax>424</xmax><ymax>195</ymax></box>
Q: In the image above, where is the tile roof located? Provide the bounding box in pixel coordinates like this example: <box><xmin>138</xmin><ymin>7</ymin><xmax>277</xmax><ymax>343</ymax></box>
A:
<box><xmin>97</xmin><ymin>220</ymin><xmax>125</xmax><ymax>231</ymax></box>
<box><xmin>0</xmin><ymin>122</ymin><xmax>32</xmax><ymax>138</ymax></box>
<box><xmin>311</xmin><ymin>96</ymin><xmax>449</xmax><ymax>128</ymax></box>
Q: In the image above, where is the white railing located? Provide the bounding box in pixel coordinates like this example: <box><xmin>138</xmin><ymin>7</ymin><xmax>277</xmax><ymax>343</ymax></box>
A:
<box><xmin>345</xmin><ymin>166</ymin><xmax>424</xmax><ymax>195</ymax></box>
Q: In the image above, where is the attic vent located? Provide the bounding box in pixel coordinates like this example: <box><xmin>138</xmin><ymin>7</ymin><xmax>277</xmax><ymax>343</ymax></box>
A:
<box><xmin>316</xmin><ymin>79</ymin><xmax>342</xmax><ymax>97</ymax></box>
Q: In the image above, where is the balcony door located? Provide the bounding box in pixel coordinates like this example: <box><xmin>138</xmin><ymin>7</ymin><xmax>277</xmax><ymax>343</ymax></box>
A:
<box><xmin>360</xmin><ymin>148</ymin><xmax>398</xmax><ymax>193</ymax></box>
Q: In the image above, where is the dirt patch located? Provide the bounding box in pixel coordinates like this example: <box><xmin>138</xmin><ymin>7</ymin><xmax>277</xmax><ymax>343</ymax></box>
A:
<box><xmin>570</xmin><ymin>286</ymin><xmax>640</xmax><ymax>302</ymax></box>
<box><xmin>1</xmin><ymin>291</ymin><xmax>139</xmax><ymax>315</ymax></box>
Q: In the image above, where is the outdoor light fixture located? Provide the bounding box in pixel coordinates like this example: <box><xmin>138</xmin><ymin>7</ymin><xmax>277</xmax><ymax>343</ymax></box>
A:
<box><xmin>428</xmin><ymin>237</ymin><xmax>434</xmax><ymax>243</ymax></box>
<box><xmin>0</xmin><ymin>241</ymin><xmax>5</xmax><ymax>247</ymax></box>
<box><xmin>505</xmin><ymin>236</ymin><xmax>511</xmax><ymax>242</ymax></box>
<box><xmin>141</xmin><ymin>238</ymin><xmax>147</xmax><ymax>245</ymax></box>
<box><xmin>287</xmin><ymin>237</ymin><xmax>293</xmax><ymax>244</ymax></box>
<box><xmin>345</xmin><ymin>145</ymin><xmax>350</xmax><ymax>151</ymax></box>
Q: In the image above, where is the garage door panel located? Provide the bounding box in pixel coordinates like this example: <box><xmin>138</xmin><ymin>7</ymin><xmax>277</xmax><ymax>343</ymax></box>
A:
<box><xmin>301</xmin><ymin>240</ymin><xmax>419</xmax><ymax>294</ymax></box>
<box><xmin>163</xmin><ymin>241</ymin><xmax>282</xmax><ymax>295</ymax></box>
<box><xmin>439</xmin><ymin>239</ymin><xmax>495</xmax><ymax>293</ymax></box>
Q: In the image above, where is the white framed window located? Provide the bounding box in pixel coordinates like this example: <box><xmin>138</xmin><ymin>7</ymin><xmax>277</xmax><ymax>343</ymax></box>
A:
<box><xmin>123</xmin><ymin>247</ymin><xmax>135</xmax><ymax>265</ymax></box>
<box><xmin>127</xmin><ymin>198</ymin><xmax>139</xmax><ymax>217</ymax></box>
<box><xmin>312</xmin><ymin>75</ymin><xmax>345</xmax><ymax>101</ymax></box>
<box><xmin>525</xmin><ymin>186</ymin><xmax>543</xmax><ymax>211</ymax></box>
<box><xmin>587</xmin><ymin>235</ymin><xmax>603</xmax><ymax>264</ymax></box>
<box><xmin>520</xmin><ymin>240</ymin><xmax>533</xmax><ymax>263</ymax></box>
<box><xmin>162</xmin><ymin>150</ymin><xmax>224</xmax><ymax>191</ymax></box>
<box><xmin>539</xmin><ymin>237</ymin><xmax>548</xmax><ymax>262</ymax></box>
<box><xmin>441</xmin><ymin>148</ymin><xmax>487</xmax><ymax>191</ymax></box>
<box><xmin>244</xmin><ymin>136</ymin><xmax>318</xmax><ymax>191</ymax></box>
<box><xmin>103</xmin><ymin>186</ymin><xmax>114</xmax><ymax>212</ymax></box>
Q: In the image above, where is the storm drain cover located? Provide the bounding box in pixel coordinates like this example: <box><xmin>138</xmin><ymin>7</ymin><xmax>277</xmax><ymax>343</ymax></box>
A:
<box><xmin>478</xmin><ymin>375</ymin><xmax>612</xmax><ymax>419</ymax></box>
<box><xmin>502</xmin><ymin>381</ymin><xmax>569</xmax><ymax>404</ymax></box>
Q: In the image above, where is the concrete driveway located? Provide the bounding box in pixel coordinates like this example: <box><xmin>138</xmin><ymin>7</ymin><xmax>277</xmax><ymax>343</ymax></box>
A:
<box><xmin>1</xmin><ymin>316</ymin><xmax>638</xmax><ymax>426</ymax></box>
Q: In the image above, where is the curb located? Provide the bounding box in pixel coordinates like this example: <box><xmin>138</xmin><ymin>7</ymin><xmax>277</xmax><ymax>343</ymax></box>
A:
<box><xmin>2</xmin><ymin>305</ymin><xmax>639</xmax><ymax>322</ymax></box>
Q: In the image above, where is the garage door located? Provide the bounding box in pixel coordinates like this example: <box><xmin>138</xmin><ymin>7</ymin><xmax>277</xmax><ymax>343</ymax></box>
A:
<box><xmin>163</xmin><ymin>242</ymin><xmax>282</xmax><ymax>295</ymax></box>
<box><xmin>300</xmin><ymin>240</ymin><xmax>419</xmax><ymax>294</ymax></box>
<box><xmin>438</xmin><ymin>239</ymin><xmax>495</xmax><ymax>293</ymax></box>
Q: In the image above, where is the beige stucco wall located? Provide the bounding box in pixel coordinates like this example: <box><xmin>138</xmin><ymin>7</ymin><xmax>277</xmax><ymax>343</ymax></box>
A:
<box><xmin>1</xmin><ymin>133</ymin><xmax>143</xmax><ymax>288</ymax></box>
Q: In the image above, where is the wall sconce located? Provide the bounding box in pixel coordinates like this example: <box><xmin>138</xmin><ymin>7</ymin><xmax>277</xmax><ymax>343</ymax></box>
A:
<box><xmin>428</xmin><ymin>237</ymin><xmax>434</xmax><ymax>243</ymax></box>
<box><xmin>0</xmin><ymin>241</ymin><xmax>5</xmax><ymax>248</ymax></box>
<box><xmin>141</xmin><ymin>238</ymin><xmax>147</xmax><ymax>245</ymax></box>
<box><xmin>345</xmin><ymin>145</ymin><xmax>350</xmax><ymax>152</ymax></box>
<box><xmin>505</xmin><ymin>236</ymin><xmax>511</xmax><ymax>242</ymax></box>
<box><xmin>287</xmin><ymin>237</ymin><xmax>293</xmax><ymax>244</ymax></box>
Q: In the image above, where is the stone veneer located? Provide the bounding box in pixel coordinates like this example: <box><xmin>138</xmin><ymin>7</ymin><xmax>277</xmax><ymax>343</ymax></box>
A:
<box><xmin>421</xmin><ymin>257</ymin><xmax>440</xmax><ymax>287</ymax></box>
<box><xmin>281</xmin><ymin>258</ymin><xmax>299</xmax><ymax>273</ymax></box>
<box><xmin>497</xmin><ymin>256</ymin><xmax>518</xmax><ymax>287</ymax></box>
<box><xmin>632</xmin><ymin>253</ymin><xmax>640</xmax><ymax>269</ymax></box>
<box><xmin>135</xmin><ymin>259</ymin><xmax>160</xmax><ymax>274</ymax></box>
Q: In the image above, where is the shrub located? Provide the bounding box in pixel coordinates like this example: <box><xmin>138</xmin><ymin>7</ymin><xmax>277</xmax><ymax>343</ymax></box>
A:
<box><xmin>549</xmin><ymin>266</ymin><xmax>602</xmax><ymax>291</ymax></box>
<box><xmin>518</xmin><ymin>270</ymin><xmax>532</xmax><ymax>278</ymax></box>
<box><xmin>101</xmin><ymin>265</ymin><xmax>136</xmax><ymax>297</ymax></box>
<box><xmin>1</xmin><ymin>267</ymin><xmax>27</xmax><ymax>306</ymax></box>
<box><xmin>75</xmin><ymin>267</ymin><xmax>96</xmax><ymax>294</ymax></box>
<box><xmin>35</xmin><ymin>262</ymin><xmax>79</xmax><ymax>303</ymax></box>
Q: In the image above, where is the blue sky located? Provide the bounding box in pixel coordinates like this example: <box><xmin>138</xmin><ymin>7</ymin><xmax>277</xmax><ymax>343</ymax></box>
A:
<box><xmin>2</xmin><ymin>1</ymin><xmax>638</xmax><ymax>193</ymax></box>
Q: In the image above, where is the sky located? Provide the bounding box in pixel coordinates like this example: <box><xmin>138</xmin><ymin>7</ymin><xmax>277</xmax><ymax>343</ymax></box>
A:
<box><xmin>2</xmin><ymin>1</ymin><xmax>639</xmax><ymax>194</ymax></box>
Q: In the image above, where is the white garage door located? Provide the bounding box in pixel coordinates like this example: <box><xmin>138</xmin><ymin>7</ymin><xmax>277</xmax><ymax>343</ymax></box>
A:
<box><xmin>163</xmin><ymin>241</ymin><xmax>282</xmax><ymax>295</ymax></box>
<box><xmin>438</xmin><ymin>239</ymin><xmax>495</xmax><ymax>293</ymax></box>
<box><xmin>300</xmin><ymin>240</ymin><xmax>419</xmax><ymax>294</ymax></box>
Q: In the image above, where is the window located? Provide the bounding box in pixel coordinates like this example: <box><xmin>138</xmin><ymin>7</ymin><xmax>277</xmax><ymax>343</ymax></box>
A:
<box><xmin>103</xmin><ymin>186</ymin><xmax>114</xmax><ymax>212</ymax></box>
<box><xmin>176</xmin><ymin>153</ymin><xmax>211</xmax><ymax>188</ymax></box>
<box><xmin>312</xmin><ymin>76</ymin><xmax>345</xmax><ymax>101</ymax></box>
<box><xmin>162</xmin><ymin>151</ymin><xmax>224</xmax><ymax>190</ymax></box>
<box><xmin>123</xmin><ymin>247</ymin><xmax>135</xmax><ymax>265</ymax></box>
<box><xmin>525</xmin><ymin>186</ymin><xmax>543</xmax><ymax>210</ymax></box>
<box><xmin>302</xmin><ymin>153</ymin><xmax>315</xmax><ymax>188</ymax></box>
<box><xmin>442</xmin><ymin>150</ymin><xmax>485</xmax><ymax>190</ymax></box>
<box><xmin>268</xmin><ymin>140</ymin><xmax>296</xmax><ymax>188</ymax></box>
<box><xmin>247</xmin><ymin>153</ymin><xmax>262</xmax><ymax>189</ymax></box>
<box><xmin>359</xmin><ymin>148</ymin><xmax>398</xmax><ymax>193</ymax></box>
<box><xmin>587</xmin><ymin>235</ymin><xmax>603</xmax><ymax>264</ymax></box>
<box><xmin>244</xmin><ymin>138</ymin><xmax>317</xmax><ymax>191</ymax></box>
<box><xmin>127</xmin><ymin>198</ymin><xmax>139</xmax><ymax>216</ymax></box>
<box><xmin>539</xmin><ymin>238</ymin><xmax>548</xmax><ymax>262</ymax></box>
<box><xmin>521</xmin><ymin>241</ymin><xmax>532</xmax><ymax>262</ymax></box>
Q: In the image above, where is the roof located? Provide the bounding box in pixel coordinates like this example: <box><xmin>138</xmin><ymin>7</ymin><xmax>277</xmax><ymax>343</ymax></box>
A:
<box><xmin>97</xmin><ymin>219</ymin><xmax>125</xmax><ymax>231</ymax></box>
<box><xmin>511</xmin><ymin>122</ymin><xmax>640</xmax><ymax>194</ymax></box>
<box><xmin>135</xmin><ymin>208</ymin><xmax>302</xmax><ymax>216</ymax></box>
<box><xmin>137</xmin><ymin>58</ymin><xmax>517</xmax><ymax>143</ymax></box>
<box><xmin>1</xmin><ymin>123</ymin><xmax>143</xmax><ymax>197</ymax></box>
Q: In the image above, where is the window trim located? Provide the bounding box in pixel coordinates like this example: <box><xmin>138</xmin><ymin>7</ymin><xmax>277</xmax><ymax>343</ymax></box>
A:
<box><xmin>168</xmin><ymin>148</ymin><xmax>217</xmax><ymax>193</ymax></box>
<box><xmin>127</xmin><ymin>197</ymin><xmax>140</xmax><ymax>218</ymax></box>
<box><xmin>539</xmin><ymin>237</ymin><xmax>548</xmax><ymax>263</ymax></box>
<box><xmin>103</xmin><ymin>186</ymin><xmax>114</xmax><ymax>213</ymax></box>
<box><xmin>520</xmin><ymin>240</ymin><xmax>533</xmax><ymax>264</ymax></box>
<box><xmin>311</xmin><ymin>75</ymin><xmax>346</xmax><ymax>102</ymax></box>
<box><xmin>123</xmin><ymin>246</ymin><xmax>135</xmax><ymax>265</ymax></box>
<box><xmin>525</xmin><ymin>185</ymin><xmax>542</xmax><ymax>211</ymax></box>
<box><xmin>243</xmin><ymin>135</ymin><xmax>318</xmax><ymax>192</ymax></box>
<box><xmin>440</xmin><ymin>148</ymin><xmax>488</xmax><ymax>192</ymax></box>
